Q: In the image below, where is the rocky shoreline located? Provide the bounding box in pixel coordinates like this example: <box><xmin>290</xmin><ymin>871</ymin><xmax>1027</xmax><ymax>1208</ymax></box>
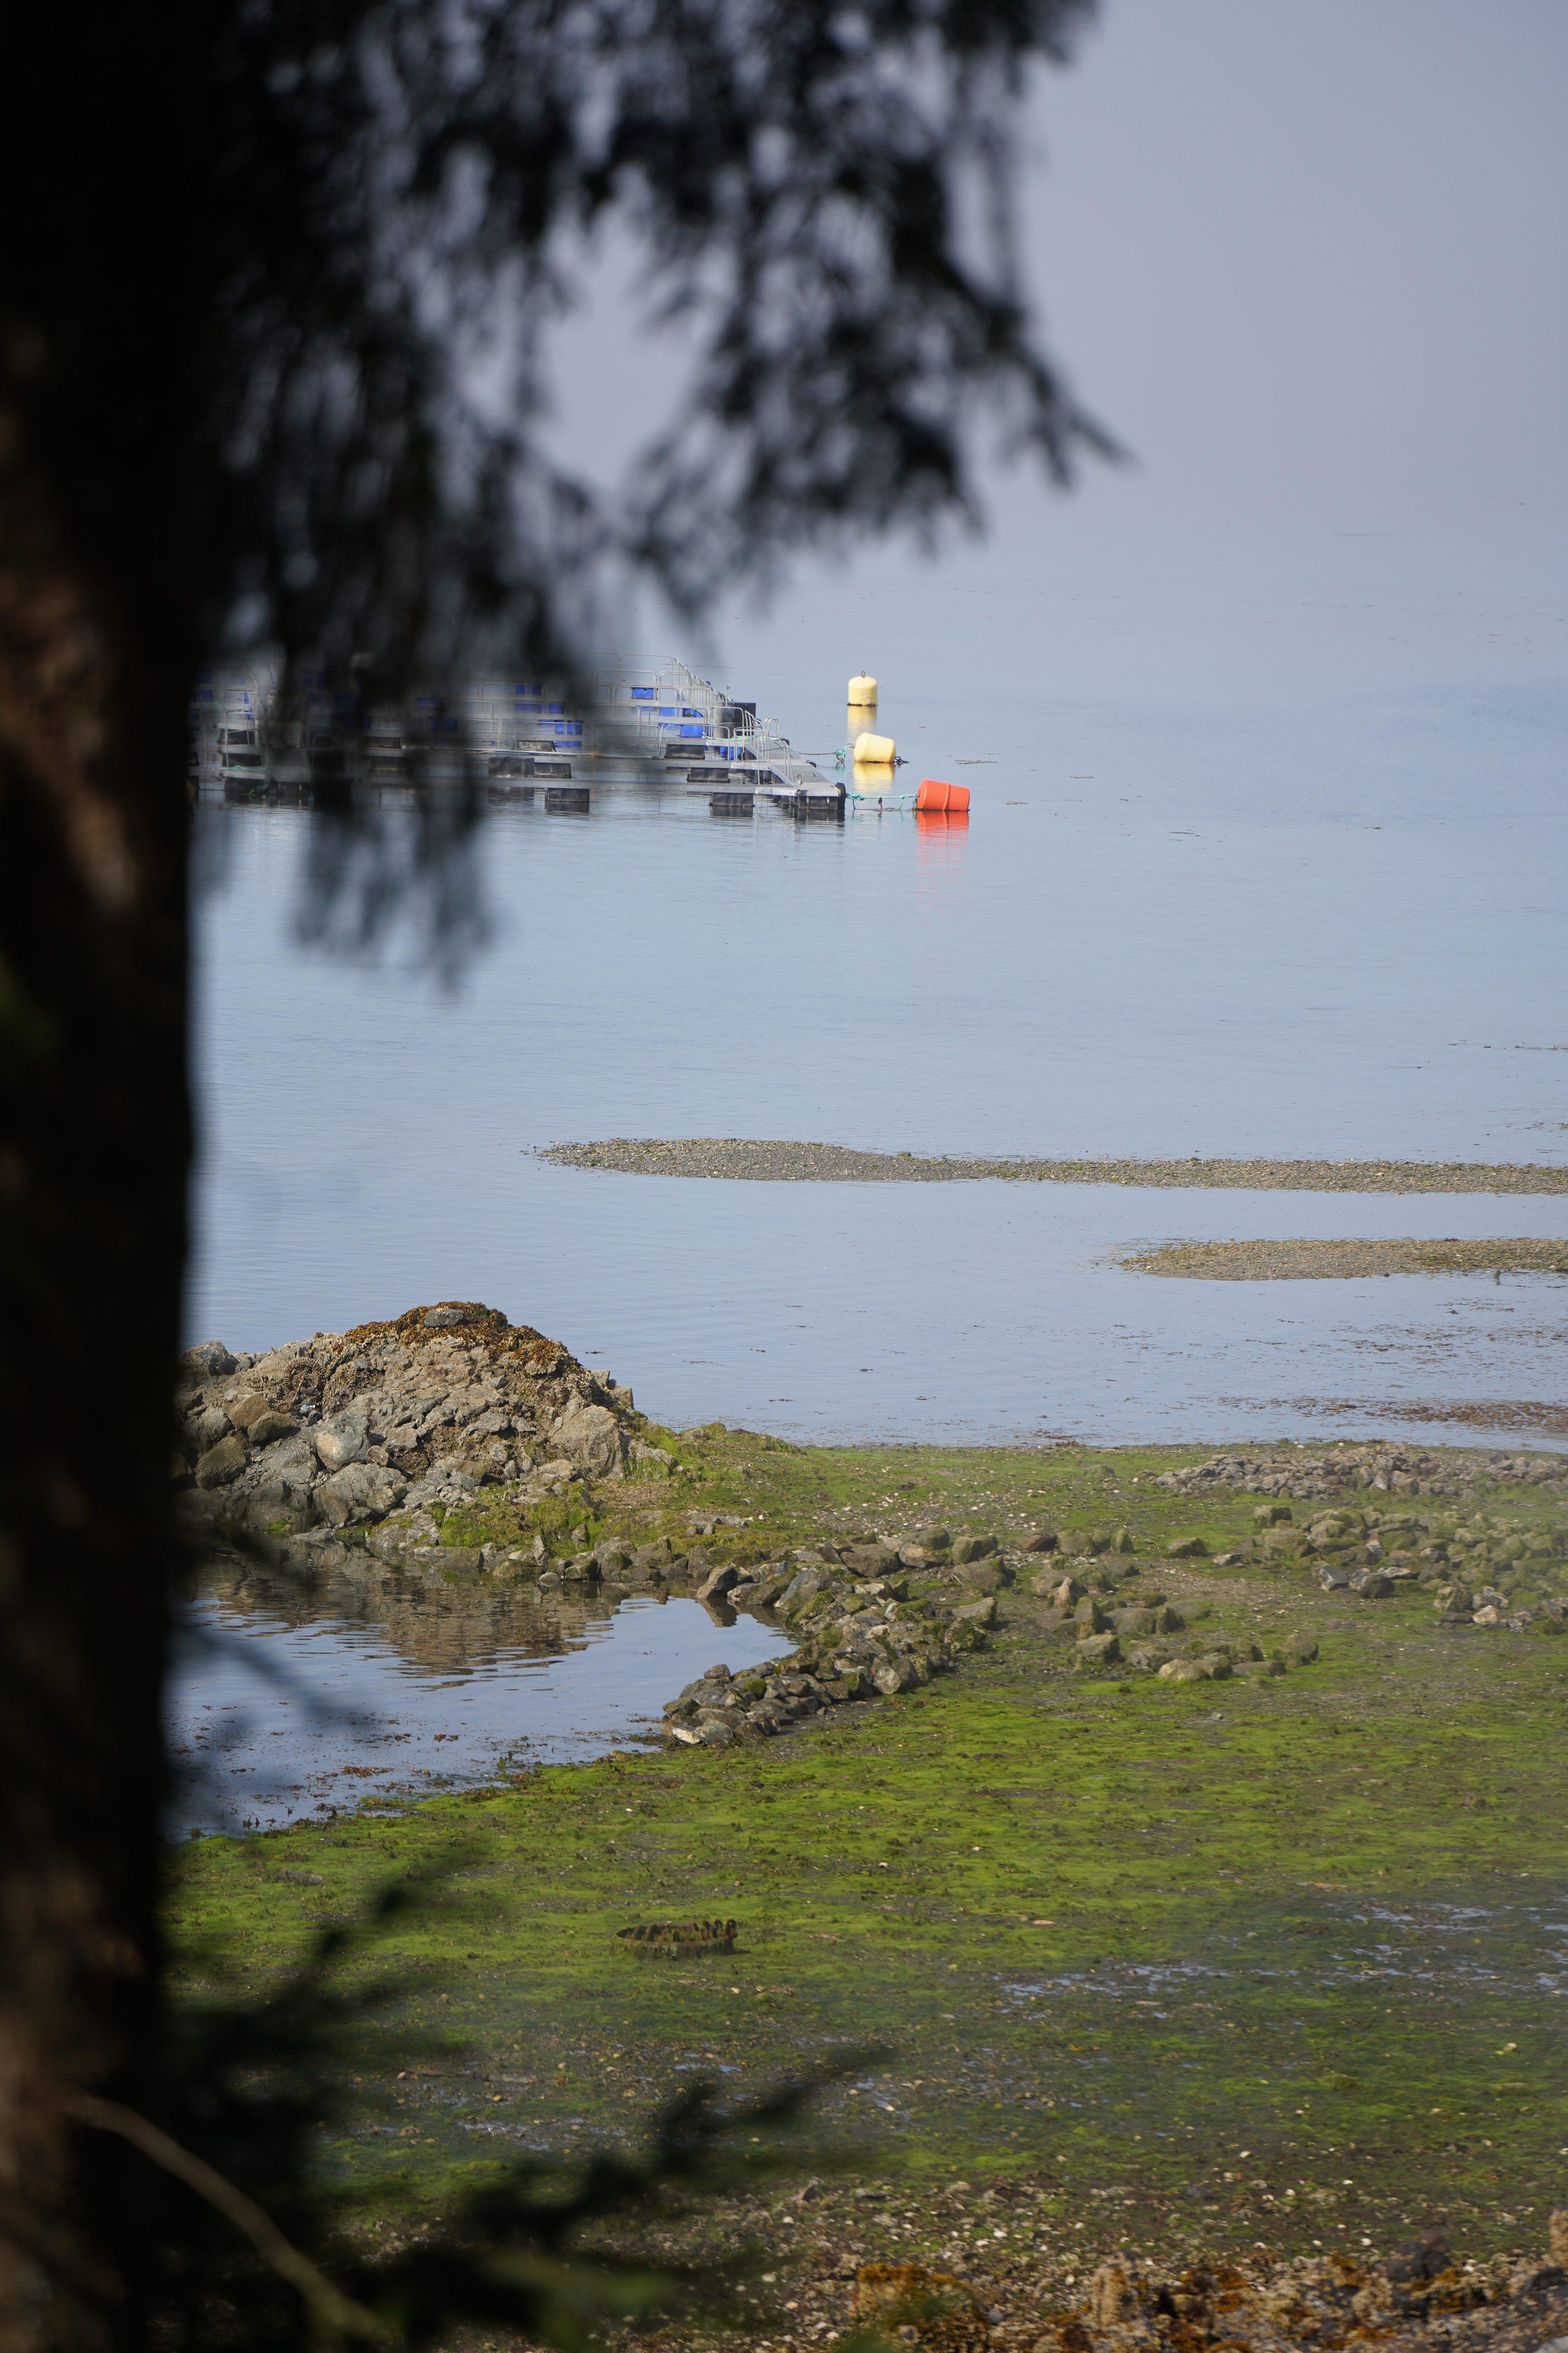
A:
<box><xmin>770</xmin><ymin>2215</ymin><xmax>1568</xmax><ymax>2353</ymax></box>
<box><xmin>173</xmin><ymin>1303</ymin><xmax>999</xmax><ymax>1755</ymax></box>
<box><xmin>165</xmin><ymin>1295</ymin><xmax>1348</xmax><ymax>1757</ymax></box>
<box><xmin>176</xmin><ymin>1316</ymin><xmax>1568</xmax><ymax>1773</ymax></box>
<box><xmin>540</xmin><ymin>1140</ymin><xmax>1568</xmax><ymax>1193</ymax></box>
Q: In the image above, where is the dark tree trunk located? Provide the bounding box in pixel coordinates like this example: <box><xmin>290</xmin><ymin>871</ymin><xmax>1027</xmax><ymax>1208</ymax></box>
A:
<box><xmin>0</xmin><ymin>469</ymin><xmax>194</xmax><ymax>2353</ymax></box>
<box><xmin>0</xmin><ymin>9</ymin><xmax>203</xmax><ymax>2344</ymax></box>
<box><xmin>0</xmin><ymin>0</ymin><xmax>1096</xmax><ymax>2335</ymax></box>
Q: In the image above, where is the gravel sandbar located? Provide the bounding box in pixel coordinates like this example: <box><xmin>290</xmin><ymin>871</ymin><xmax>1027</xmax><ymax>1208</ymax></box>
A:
<box><xmin>1123</xmin><ymin>1237</ymin><xmax>1568</xmax><ymax>1280</ymax></box>
<box><xmin>1291</xmin><ymin>1394</ymin><xmax>1568</xmax><ymax>1434</ymax></box>
<box><xmin>541</xmin><ymin>1139</ymin><xmax>1568</xmax><ymax>1194</ymax></box>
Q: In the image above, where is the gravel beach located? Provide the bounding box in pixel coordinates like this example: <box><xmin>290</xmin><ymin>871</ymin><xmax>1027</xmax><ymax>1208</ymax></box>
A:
<box><xmin>541</xmin><ymin>1140</ymin><xmax>1568</xmax><ymax>1193</ymax></box>
<box><xmin>1121</xmin><ymin>1237</ymin><xmax>1568</xmax><ymax>1279</ymax></box>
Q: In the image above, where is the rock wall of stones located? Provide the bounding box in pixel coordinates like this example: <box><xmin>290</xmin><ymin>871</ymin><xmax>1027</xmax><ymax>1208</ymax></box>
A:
<box><xmin>1157</xmin><ymin>1443</ymin><xmax>1565</xmax><ymax>1504</ymax></box>
<box><xmin>1003</xmin><ymin>1525</ymin><xmax>1313</xmax><ymax>1686</ymax></box>
<box><xmin>1024</xmin><ymin>1497</ymin><xmax>1568</xmax><ymax>1682</ymax></box>
<box><xmin>1229</xmin><ymin>1497</ymin><xmax>1568</xmax><ymax>1633</ymax></box>
<box><xmin>659</xmin><ymin>1530</ymin><xmax>1000</xmax><ymax>1747</ymax></box>
<box><xmin>173</xmin><ymin>1302</ymin><xmax>654</xmax><ymax>1555</ymax></box>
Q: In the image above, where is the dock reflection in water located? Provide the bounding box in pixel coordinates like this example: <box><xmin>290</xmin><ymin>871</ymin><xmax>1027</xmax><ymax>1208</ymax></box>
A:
<box><xmin>167</xmin><ymin>1561</ymin><xmax>792</xmax><ymax>1837</ymax></box>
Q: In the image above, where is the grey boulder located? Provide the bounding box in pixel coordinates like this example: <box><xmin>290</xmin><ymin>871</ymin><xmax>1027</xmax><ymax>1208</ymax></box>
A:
<box><xmin>1052</xmin><ymin>1575</ymin><xmax>1088</xmax><ymax>1607</ymax></box>
<box><xmin>315</xmin><ymin>1463</ymin><xmax>408</xmax><ymax>1527</ymax></box>
<box><xmin>315</xmin><ymin>1413</ymin><xmax>368</xmax><ymax>1471</ymax></box>
<box><xmin>194</xmin><ymin>1433</ymin><xmax>247</xmax><ymax>1487</ymax></box>
<box><xmin>549</xmin><ymin>1399</ymin><xmax>626</xmax><ymax>1478</ymax></box>
<box><xmin>247</xmin><ymin>1410</ymin><xmax>298</xmax><ymax>1447</ymax></box>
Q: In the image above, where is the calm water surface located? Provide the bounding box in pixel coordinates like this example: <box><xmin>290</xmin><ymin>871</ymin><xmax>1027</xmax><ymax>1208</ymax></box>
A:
<box><xmin>191</xmin><ymin>553</ymin><xmax>1568</xmax><ymax>1449</ymax></box>
<box><xmin>182</xmin><ymin>551</ymin><xmax>1567</xmax><ymax>1799</ymax></box>
<box><xmin>169</xmin><ymin>1580</ymin><xmax>791</xmax><ymax>1836</ymax></box>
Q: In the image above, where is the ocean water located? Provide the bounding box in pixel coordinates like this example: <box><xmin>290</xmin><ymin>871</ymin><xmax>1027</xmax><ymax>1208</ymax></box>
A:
<box><xmin>190</xmin><ymin>549</ymin><xmax>1568</xmax><ymax>1450</ymax></box>
<box><xmin>179</xmin><ymin>542</ymin><xmax>1566</xmax><ymax>1786</ymax></box>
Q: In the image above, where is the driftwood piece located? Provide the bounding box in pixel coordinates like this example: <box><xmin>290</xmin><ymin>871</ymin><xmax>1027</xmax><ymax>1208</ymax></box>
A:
<box><xmin>614</xmin><ymin>1917</ymin><xmax>738</xmax><ymax>1955</ymax></box>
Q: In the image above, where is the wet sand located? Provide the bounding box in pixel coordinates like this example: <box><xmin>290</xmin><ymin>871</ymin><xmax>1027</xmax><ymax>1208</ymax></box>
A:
<box><xmin>541</xmin><ymin>1139</ymin><xmax>1568</xmax><ymax>1193</ymax></box>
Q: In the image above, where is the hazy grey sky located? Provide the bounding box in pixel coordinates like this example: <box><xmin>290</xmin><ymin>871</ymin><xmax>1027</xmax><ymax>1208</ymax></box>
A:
<box><xmin>1029</xmin><ymin>0</ymin><xmax>1568</xmax><ymax>536</ymax></box>
<box><xmin>548</xmin><ymin>1</ymin><xmax>1568</xmax><ymax>555</ymax></box>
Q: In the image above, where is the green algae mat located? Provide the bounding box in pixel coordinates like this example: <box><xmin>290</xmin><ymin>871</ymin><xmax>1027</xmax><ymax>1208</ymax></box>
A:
<box><xmin>169</xmin><ymin>1437</ymin><xmax>1568</xmax><ymax>2264</ymax></box>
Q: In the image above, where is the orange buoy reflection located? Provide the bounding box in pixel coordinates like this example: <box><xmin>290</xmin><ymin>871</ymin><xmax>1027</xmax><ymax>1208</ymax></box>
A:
<box><xmin>915</xmin><ymin>810</ymin><xmax>969</xmax><ymax>855</ymax></box>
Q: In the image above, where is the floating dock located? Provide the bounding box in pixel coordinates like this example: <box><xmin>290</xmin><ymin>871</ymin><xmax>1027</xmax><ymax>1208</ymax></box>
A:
<box><xmin>190</xmin><ymin>658</ymin><xmax>845</xmax><ymax>815</ymax></box>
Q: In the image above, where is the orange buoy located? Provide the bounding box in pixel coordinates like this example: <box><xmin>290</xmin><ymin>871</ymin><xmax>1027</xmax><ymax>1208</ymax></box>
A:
<box><xmin>915</xmin><ymin>777</ymin><xmax>970</xmax><ymax>813</ymax></box>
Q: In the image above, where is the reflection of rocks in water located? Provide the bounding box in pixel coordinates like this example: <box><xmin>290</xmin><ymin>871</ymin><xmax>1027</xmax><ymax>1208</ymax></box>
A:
<box><xmin>325</xmin><ymin>1567</ymin><xmax>605</xmax><ymax>1677</ymax></box>
<box><xmin>193</xmin><ymin>1547</ymin><xmax>634</xmax><ymax>1679</ymax></box>
<box><xmin>190</xmin><ymin>1554</ymin><xmax>323</xmax><ymax>1634</ymax></box>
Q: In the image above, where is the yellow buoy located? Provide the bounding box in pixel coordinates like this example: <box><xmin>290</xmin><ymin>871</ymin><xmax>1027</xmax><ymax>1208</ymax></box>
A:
<box><xmin>847</xmin><ymin>672</ymin><xmax>878</xmax><ymax>709</ymax></box>
<box><xmin>852</xmin><ymin>729</ymin><xmax>895</xmax><ymax>765</ymax></box>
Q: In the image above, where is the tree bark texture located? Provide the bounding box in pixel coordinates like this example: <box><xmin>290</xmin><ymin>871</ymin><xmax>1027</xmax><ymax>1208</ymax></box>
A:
<box><xmin>0</xmin><ymin>7</ymin><xmax>203</xmax><ymax>2343</ymax></box>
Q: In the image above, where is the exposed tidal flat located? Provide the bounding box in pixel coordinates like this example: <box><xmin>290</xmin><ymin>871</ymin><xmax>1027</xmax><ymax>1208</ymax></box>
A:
<box><xmin>171</xmin><ymin>1372</ymin><xmax>1568</xmax><ymax>2332</ymax></box>
<box><xmin>1121</xmin><ymin>1238</ymin><xmax>1568</xmax><ymax>1282</ymax></box>
<box><xmin>542</xmin><ymin>1141</ymin><xmax>1568</xmax><ymax>1195</ymax></box>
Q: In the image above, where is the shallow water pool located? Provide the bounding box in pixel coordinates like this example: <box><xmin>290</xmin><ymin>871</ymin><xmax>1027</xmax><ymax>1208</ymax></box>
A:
<box><xmin>167</xmin><ymin>1567</ymin><xmax>792</xmax><ymax>1837</ymax></box>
